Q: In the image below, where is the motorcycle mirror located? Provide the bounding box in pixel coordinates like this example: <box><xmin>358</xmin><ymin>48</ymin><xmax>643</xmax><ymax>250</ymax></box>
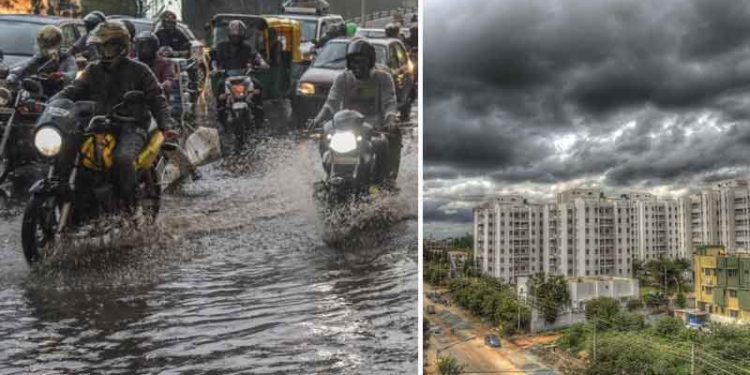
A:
<box><xmin>0</xmin><ymin>63</ymin><xmax>8</xmax><ymax>80</ymax></box>
<box><xmin>123</xmin><ymin>90</ymin><xmax>145</xmax><ymax>103</ymax></box>
<box><xmin>21</xmin><ymin>78</ymin><xmax>42</xmax><ymax>94</ymax></box>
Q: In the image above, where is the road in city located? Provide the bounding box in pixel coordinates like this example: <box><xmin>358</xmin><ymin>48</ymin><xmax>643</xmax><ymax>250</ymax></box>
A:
<box><xmin>0</xmin><ymin>101</ymin><xmax>419</xmax><ymax>373</ymax></box>
<box><xmin>424</xmin><ymin>284</ymin><xmax>559</xmax><ymax>375</ymax></box>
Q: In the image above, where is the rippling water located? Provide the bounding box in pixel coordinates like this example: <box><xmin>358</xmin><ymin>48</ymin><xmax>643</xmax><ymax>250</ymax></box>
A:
<box><xmin>0</xmin><ymin>116</ymin><xmax>418</xmax><ymax>374</ymax></box>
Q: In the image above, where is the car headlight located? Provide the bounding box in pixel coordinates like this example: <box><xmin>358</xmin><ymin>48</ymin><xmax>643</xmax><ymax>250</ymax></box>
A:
<box><xmin>298</xmin><ymin>82</ymin><xmax>315</xmax><ymax>96</ymax></box>
<box><xmin>329</xmin><ymin>131</ymin><xmax>357</xmax><ymax>154</ymax></box>
<box><xmin>34</xmin><ymin>126</ymin><xmax>62</xmax><ymax>157</ymax></box>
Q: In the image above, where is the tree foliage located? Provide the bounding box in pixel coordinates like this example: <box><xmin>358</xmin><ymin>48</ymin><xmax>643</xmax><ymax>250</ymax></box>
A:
<box><xmin>584</xmin><ymin>297</ymin><xmax>620</xmax><ymax>322</ymax></box>
<box><xmin>528</xmin><ymin>273</ymin><xmax>571</xmax><ymax>324</ymax></box>
<box><xmin>447</xmin><ymin>277</ymin><xmax>530</xmax><ymax>334</ymax></box>
<box><xmin>438</xmin><ymin>356</ymin><xmax>465</xmax><ymax>375</ymax></box>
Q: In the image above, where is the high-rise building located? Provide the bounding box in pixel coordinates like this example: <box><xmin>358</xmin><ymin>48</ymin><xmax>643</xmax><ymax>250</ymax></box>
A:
<box><xmin>474</xmin><ymin>181</ymin><xmax>750</xmax><ymax>284</ymax></box>
<box><xmin>475</xmin><ymin>190</ymin><xmax>662</xmax><ymax>283</ymax></box>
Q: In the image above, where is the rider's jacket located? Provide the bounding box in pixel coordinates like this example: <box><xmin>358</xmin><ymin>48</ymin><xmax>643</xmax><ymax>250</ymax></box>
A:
<box><xmin>138</xmin><ymin>56</ymin><xmax>178</xmax><ymax>91</ymax></box>
<box><xmin>315</xmin><ymin>68</ymin><xmax>397</xmax><ymax>129</ymax></box>
<box><xmin>51</xmin><ymin>58</ymin><xmax>171</xmax><ymax>131</ymax></box>
<box><xmin>155</xmin><ymin>27</ymin><xmax>191</xmax><ymax>56</ymax></box>
<box><xmin>214</xmin><ymin>41</ymin><xmax>263</xmax><ymax>71</ymax></box>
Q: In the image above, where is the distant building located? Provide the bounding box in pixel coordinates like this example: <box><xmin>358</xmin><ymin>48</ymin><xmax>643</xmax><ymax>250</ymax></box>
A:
<box><xmin>516</xmin><ymin>276</ymin><xmax>640</xmax><ymax>312</ymax></box>
<box><xmin>516</xmin><ymin>276</ymin><xmax>639</xmax><ymax>332</ymax></box>
<box><xmin>474</xmin><ymin>180</ymin><xmax>750</xmax><ymax>284</ymax></box>
<box><xmin>474</xmin><ymin>190</ymin><xmax>676</xmax><ymax>283</ymax></box>
<box><xmin>694</xmin><ymin>245</ymin><xmax>750</xmax><ymax>323</ymax></box>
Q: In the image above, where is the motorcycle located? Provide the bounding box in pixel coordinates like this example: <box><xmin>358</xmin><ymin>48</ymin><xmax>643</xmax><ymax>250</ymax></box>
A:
<box><xmin>216</xmin><ymin>65</ymin><xmax>263</xmax><ymax>153</ymax></box>
<box><xmin>310</xmin><ymin>109</ymin><xmax>389</xmax><ymax>205</ymax></box>
<box><xmin>21</xmin><ymin>91</ymin><xmax>164</xmax><ymax>264</ymax></box>
<box><xmin>160</xmin><ymin>47</ymin><xmax>199</xmax><ymax>125</ymax></box>
<box><xmin>0</xmin><ymin>64</ymin><xmax>60</xmax><ymax>192</ymax></box>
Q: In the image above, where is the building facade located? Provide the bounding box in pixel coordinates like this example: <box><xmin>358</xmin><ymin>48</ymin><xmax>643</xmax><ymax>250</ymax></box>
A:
<box><xmin>694</xmin><ymin>246</ymin><xmax>750</xmax><ymax>323</ymax></box>
<box><xmin>475</xmin><ymin>190</ymin><xmax>673</xmax><ymax>283</ymax></box>
<box><xmin>475</xmin><ymin>180</ymin><xmax>750</xmax><ymax>284</ymax></box>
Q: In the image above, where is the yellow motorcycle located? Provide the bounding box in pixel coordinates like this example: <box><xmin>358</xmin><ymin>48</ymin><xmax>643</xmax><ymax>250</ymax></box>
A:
<box><xmin>21</xmin><ymin>91</ymin><xmax>164</xmax><ymax>264</ymax></box>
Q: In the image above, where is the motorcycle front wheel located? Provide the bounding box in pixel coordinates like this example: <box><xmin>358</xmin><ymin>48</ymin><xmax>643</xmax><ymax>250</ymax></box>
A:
<box><xmin>21</xmin><ymin>194</ymin><xmax>60</xmax><ymax>264</ymax></box>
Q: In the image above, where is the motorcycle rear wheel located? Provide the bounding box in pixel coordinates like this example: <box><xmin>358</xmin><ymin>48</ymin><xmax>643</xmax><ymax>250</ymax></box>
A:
<box><xmin>21</xmin><ymin>194</ymin><xmax>60</xmax><ymax>264</ymax></box>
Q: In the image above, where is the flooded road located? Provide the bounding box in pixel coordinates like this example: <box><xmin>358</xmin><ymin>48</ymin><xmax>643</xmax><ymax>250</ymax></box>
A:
<box><xmin>0</xmin><ymin>110</ymin><xmax>418</xmax><ymax>374</ymax></box>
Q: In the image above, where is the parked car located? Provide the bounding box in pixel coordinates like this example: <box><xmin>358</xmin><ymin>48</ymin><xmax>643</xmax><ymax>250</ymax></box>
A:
<box><xmin>0</xmin><ymin>15</ymin><xmax>85</xmax><ymax>69</ymax></box>
<box><xmin>485</xmin><ymin>334</ymin><xmax>501</xmax><ymax>348</ymax></box>
<box><xmin>294</xmin><ymin>37</ymin><xmax>415</xmax><ymax>126</ymax></box>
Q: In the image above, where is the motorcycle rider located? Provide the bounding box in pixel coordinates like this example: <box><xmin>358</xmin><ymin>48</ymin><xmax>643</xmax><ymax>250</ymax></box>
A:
<box><xmin>213</xmin><ymin>20</ymin><xmax>269</xmax><ymax>126</ymax></box>
<box><xmin>8</xmin><ymin>25</ymin><xmax>77</xmax><ymax>97</ymax></box>
<box><xmin>51</xmin><ymin>22</ymin><xmax>173</xmax><ymax>207</ymax></box>
<box><xmin>134</xmin><ymin>31</ymin><xmax>201</xmax><ymax>181</ymax></box>
<box><xmin>312</xmin><ymin>39</ymin><xmax>401</xmax><ymax>186</ymax></box>
<box><xmin>154</xmin><ymin>11</ymin><xmax>191</xmax><ymax>59</ymax></box>
<box><xmin>68</xmin><ymin>10</ymin><xmax>106</xmax><ymax>58</ymax></box>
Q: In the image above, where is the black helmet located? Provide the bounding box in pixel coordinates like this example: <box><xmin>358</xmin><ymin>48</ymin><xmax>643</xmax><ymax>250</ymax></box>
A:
<box><xmin>134</xmin><ymin>31</ymin><xmax>159</xmax><ymax>62</ymax></box>
<box><xmin>346</xmin><ymin>39</ymin><xmax>376</xmax><ymax>80</ymax></box>
<box><xmin>385</xmin><ymin>23</ymin><xmax>399</xmax><ymax>38</ymax></box>
<box><xmin>120</xmin><ymin>19</ymin><xmax>136</xmax><ymax>41</ymax></box>
<box><xmin>83</xmin><ymin>11</ymin><xmax>106</xmax><ymax>32</ymax></box>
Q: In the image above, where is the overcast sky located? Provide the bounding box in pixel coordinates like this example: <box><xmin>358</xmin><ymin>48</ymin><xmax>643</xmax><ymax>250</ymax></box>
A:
<box><xmin>424</xmin><ymin>0</ymin><xmax>750</xmax><ymax>238</ymax></box>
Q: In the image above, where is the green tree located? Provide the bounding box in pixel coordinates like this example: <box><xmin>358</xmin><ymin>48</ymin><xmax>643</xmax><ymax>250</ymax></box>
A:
<box><xmin>675</xmin><ymin>293</ymin><xmax>686</xmax><ymax>309</ymax></box>
<box><xmin>652</xmin><ymin>317</ymin><xmax>684</xmax><ymax>337</ymax></box>
<box><xmin>644</xmin><ymin>291</ymin><xmax>666</xmax><ymax>309</ymax></box>
<box><xmin>438</xmin><ymin>355</ymin><xmax>465</xmax><ymax>375</ymax></box>
<box><xmin>584</xmin><ymin>297</ymin><xmax>621</xmax><ymax>323</ymax></box>
<box><xmin>529</xmin><ymin>273</ymin><xmax>570</xmax><ymax>324</ymax></box>
<box><xmin>626</xmin><ymin>298</ymin><xmax>643</xmax><ymax>311</ymax></box>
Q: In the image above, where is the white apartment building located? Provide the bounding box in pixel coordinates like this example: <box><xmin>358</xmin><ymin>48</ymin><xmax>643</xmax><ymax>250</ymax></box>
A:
<box><xmin>474</xmin><ymin>181</ymin><xmax>750</xmax><ymax>284</ymax></box>
<box><xmin>474</xmin><ymin>189</ymin><xmax>686</xmax><ymax>283</ymax></box>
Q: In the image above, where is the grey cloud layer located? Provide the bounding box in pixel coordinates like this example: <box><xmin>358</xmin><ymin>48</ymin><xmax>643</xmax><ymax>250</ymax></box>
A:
<box><xmin>424</xmin><ymin>0</ymin><xmax>750</xmax><ymax>236</ymax></box>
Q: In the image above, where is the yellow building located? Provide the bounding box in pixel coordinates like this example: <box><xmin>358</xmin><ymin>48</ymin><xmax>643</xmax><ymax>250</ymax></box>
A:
<box><xmin>694</xmin><ymin>246</ymin><xmax>750</xmax><ymax>323</ymax></box>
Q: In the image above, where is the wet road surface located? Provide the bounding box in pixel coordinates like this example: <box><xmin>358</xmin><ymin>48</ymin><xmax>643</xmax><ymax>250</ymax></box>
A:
<box><xmin>0</xmin><ymin>110</ymin><xmax>418</xmax><ymax>374</ymax></box>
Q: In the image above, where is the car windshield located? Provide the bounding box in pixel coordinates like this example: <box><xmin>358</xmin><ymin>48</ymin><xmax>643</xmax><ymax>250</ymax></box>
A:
<box><xmin>0</xmin><ymin>21</ymin><xmax>44</xmax><ymax>56</ymax></box>
<box><xmin>300</xmin><ymin>20</ymin><xmax>317</xmax><ymax>42</ymax></box>
<box><xmin>312</xmin><ymin>42</ymin><xmax>347</xmax><ymax>69</ymax></box>
<box><xmin>356</xmin><ymin>29</ymin><xmax>385</xmax><ymax>38</ymax></box>
<box><xmin>312</xmin><ymin>42</ymin><xmax>387</xmax><ymax>69</ymax></box>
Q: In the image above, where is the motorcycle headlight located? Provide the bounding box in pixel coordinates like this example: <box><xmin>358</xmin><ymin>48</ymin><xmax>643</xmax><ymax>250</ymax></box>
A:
<box><xmin>34</xmin><ymin>126</ymin><xmax>62</xmax><ymax>157</ymax></box>
<box><xmin>329</xmin><ymin>131</ymin><xmax>357</xmax><ymax>154</ymax></box>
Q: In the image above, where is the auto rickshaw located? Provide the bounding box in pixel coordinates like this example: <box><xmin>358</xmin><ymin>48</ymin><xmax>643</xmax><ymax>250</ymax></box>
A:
<box><xmin>207</xmin><ymin>14</ymin><xmax>302</xmax><ymax>101</ymax></box>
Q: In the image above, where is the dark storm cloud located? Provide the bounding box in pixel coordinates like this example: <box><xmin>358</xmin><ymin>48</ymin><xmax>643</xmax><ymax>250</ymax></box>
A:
<box><xmin>424</xmin><ymin>0</ymin><xmax>750</xmax><ymax>236</ymax></box>
<box><xmin>423</xmin><ymin>198</ymin><xmax>474</xmax><ymax>223</ymax></box>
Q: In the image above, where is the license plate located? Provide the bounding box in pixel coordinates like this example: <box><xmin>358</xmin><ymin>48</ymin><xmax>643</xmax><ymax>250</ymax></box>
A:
<box><xmin>232</xmin><ymin>102</ymin><xmax>248</xmax><ymax>110</ymax></box>
<box><xmin>333</xmin><ymin>154</ymin><xmax>359</xmax><ymax>165</ymax></box>
<box><xmin>0</xmin><ymin>108</ymin><xmax>14</xmax><ymax>115</ymax></box>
